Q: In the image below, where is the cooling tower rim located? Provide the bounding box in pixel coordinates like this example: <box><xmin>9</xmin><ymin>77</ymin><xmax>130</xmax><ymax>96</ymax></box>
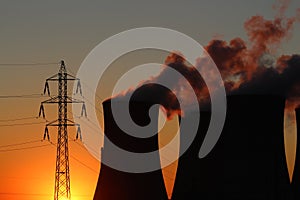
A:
<box><xmin>102</xmin><ymin>98</ymin><xmax>161</xmax><ymax>105</ymax></box>
<box><xmin>105</xmin><ymin>94</ymin><xmax>285</xmax><ymax>100</ymax></box>
<box><xmin>102</xmin><ymin>94</ymin><xmax>286</xmax><ymax>108</ymax></box>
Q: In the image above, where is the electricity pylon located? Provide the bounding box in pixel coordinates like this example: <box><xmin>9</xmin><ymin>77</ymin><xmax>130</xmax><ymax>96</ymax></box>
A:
<box><xmin>39</xmin><ymin>60</ymin><xmax>87</xmax><ymax>200</ymax></box>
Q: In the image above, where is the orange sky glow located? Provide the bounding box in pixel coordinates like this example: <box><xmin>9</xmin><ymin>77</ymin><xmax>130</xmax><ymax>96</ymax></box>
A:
<box><xmin>1</xmin><ymin>1</ymin><xmax>300</xmax><ymax>199</ymax></box>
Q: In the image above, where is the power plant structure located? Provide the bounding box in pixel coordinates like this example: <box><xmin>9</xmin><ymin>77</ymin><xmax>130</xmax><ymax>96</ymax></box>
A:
<box><xmin>171</xmin><ymin>110</ymin><xmax>211</xmax><ymax>199</ymax></box>
<box><xmin>93</xmin><ymin>98</ymin><xmax>168</xmax><ymax>200</ymax></box>
<box><xmin>172</xmin><ymin>95</ymin><xmax>291</xmax><ymax>199</ymax></box>
<box><xmin>93</xmin><ymin>92</ymin><xmax>293</xmax><ymax>199</ymax></box>
<box><xmin>292</xmin><ymin>107</ymin><xmax>300</xmax><ymax>199</ymax></box>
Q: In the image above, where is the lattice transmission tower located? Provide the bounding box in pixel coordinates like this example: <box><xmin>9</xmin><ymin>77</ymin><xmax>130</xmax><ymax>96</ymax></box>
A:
<box><xmin>39</xmin><ymin>60</ymin><xmax>87</xmax><ymax>200</ymax></box>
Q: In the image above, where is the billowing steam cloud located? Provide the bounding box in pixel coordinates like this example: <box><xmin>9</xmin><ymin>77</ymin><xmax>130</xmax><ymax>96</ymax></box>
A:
<box><xmin>113</xmin><ymin>0</ymin><xmax>300</xmax><ymax>118</ymax></box>
<box><xmin>114</xmin><ymin>53</ymin><xmax>207</xmax><ymax>119</ymax></box>
<box><xmin>204</xmin><ymin>0</ymin><xmax>300</xmax><ymax>90</ymax></box>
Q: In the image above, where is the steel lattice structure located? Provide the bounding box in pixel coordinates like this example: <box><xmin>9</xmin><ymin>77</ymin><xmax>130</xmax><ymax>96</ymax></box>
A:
<box><xmin>39</xmin><ymin>60</ymin><xmax>86</xmax><ymax>200</ymax></box>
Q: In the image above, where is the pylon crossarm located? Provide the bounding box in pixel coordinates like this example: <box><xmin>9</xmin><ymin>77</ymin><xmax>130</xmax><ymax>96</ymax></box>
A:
<box><xmin>65</xmin><ymin>73</ymin><xmax>79</xmax><ymax>80</ymax></box>
<box><xmin>46</xmin><ymin>73</ymin><xmax>59</xmax><ymax>81</ymax></box>
<box><xmin>66</xmin><ymin>96</ymin><xmax>84</xmax><ymax>103</ymax></box>
<box><xmin>46</xmin><ymin>119</ymin><xmax>59</xmax><ymax>126</ymax></box>
<box><xmin>47</xmin><ymin>78</ymin><xmax>78</xmax><ymax>81</ymax></box>
<box><xmin>46</xmin><ymin>123</ymin><xmax>79</xmax><ymax>127</ymax></box>
<box><xmin>46</xmin><ymin>71</ymin><xmax>79</xmax><ymax>81</ymax></box>
<box><xmin>41</xmin><ymin>96</ymin><xmax>84</xmax><ymax>104</ymax></box>
<box><xmin>66</xmin><ymin>119</ymin><xmax>79</xmax><ymax>126</ymax></box>
<box><xmin>42</xmin><ymin>96</ymin><xmax>60</xmax><ymax>104</ymax></box>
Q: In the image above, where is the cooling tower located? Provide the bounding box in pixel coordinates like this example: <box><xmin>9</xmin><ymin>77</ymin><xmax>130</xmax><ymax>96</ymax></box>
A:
<box><xmin>172</xmin><ymin>95</ymin><xmax>290</xmax><ymax>200</ymax></box>
<box><xmin>171</xmin><ymin>110</ymin><xmax>211</xmax><ymax>199</ymax></box>
<box><xmin>292</xmin><ymin>107</ymin><xmax>300</xmax><ymax>199</ymax></box>
<box><xmin>93</xmin><ymin>99</ymin><xmax>168</xmax><ymax>200</ymax></box>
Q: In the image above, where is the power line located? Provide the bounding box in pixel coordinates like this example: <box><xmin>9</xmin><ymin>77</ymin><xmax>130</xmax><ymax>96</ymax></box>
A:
<box><xmin>70</xmin><ymin>154</ymin><xmax>99</xmax><ymax>174</ymax></box>
<box><xmin>0</xmin><ymin>93</ymin><xmax>76</xmax><ymax>99</ymax></box>
<box><xmin>0</xmin><ymin>121</ymin><xmax>45</xmax><ymax>127</ymax></box>
<box><xmin>0</xmin><ymin>175</ymin><xmax>48</xmax><ymax>180</ymax></box>
<box><xmin>0</xmin><ymin>192</ymin><xmax>92</xmax><ymax>197</ymax></box>
<box><xmin>80</xmin><ymin>141</ymin><xmax>100</xmax><ymax>158</ymax></box>
<box><xmin>68</xmin><ymin>110</ymin><xmax>104</xmax><ymax>149</ymax></box>
<box><xmin>48</xmin><ymin>142</ymin><xmax>98</xmax><ymax>174</ymax></box>
<box><xmin>0</xmin><ymin>116</ymin><xmax>39</xmax><ymax>122</ymax></box>
<box><xmin>0</xmin><ymin>62</ymin><xmax>58</xmax><ymax>66</ymax></box>
<box><xmin>0</xmin><ymin>192</ymin><xmax>52</xmax><ymax>197</ymax></box>
<box><xmin>66</xmin><ymin>66</ymin><xmax>105</xmax><ymax>103</ymax></box>
<box><xmin>0</xmin><ymin>139</ymin><xmax>42</xmax><ymax>148</ymax></box>
<box><xmin>0</xmin><ymin>94</ymin><xmax>44</xmax><ymax>99</ymax></box>
<box><xmin>70</xmin><ymin>139</ymin><xmax>100</xmax><ymax>159</ymax></box>
<box><xmin>0</xmin><ymin>143</ymin><xmax>51</xmax><ymax>152</ymax></box>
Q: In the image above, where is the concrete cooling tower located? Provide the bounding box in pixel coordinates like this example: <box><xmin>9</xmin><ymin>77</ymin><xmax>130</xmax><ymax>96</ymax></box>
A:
<box><xmin>171</xmin><ymin>110</ymin><xmax>211</xmax><ymax>199</ymax></box>
<box><xmin>172</xmin><ymin>95</ymin><xmax>290</xmax><ymax>200</ymax></box>
<box><xmin>93</xmin><ymin>99</ymin><xmax>168</xmax><ymax>200</ymax></box>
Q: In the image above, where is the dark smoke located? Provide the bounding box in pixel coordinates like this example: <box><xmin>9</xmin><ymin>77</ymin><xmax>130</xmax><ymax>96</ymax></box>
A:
<box><xmin>113</xmin><ymin>53</ymin><xmax>209</xmax><ymax>119</ymax></box>
<box><xmin>230</xmin><ymin>55</ymin><xmax>300</xmax><ymax>98</ymax></box>
<box><xmin>113</xmin><ymin>0</ymin><xmax>300</xmax><ymax>118</ymax></box>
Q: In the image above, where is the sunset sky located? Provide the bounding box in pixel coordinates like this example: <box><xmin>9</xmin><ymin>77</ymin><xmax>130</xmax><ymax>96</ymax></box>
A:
<box><xmin>1</xmin><ymin>0</ymin><xmax>300</xmax><ymax>199</ymax></box>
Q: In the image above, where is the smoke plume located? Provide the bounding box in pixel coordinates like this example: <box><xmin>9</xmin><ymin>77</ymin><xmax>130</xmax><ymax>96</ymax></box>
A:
<box><xmin>113</xmin><ymin>0</ymin><xmax>300</xmax><ymax>118</ymax></box>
